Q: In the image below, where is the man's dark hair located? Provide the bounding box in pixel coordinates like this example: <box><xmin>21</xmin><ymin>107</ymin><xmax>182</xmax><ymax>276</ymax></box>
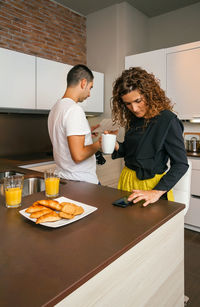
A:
<box><xmin>67</xmin><ymin>64</ymin><xmax>94</xmax><ymax>87</ymax></box>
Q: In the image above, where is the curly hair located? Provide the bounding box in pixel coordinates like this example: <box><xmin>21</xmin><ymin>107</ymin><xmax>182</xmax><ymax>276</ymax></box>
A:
<box><xmin>111</xmin><ymin>67</ymin><xmax>173</xmax><ymax>130</ymax></box>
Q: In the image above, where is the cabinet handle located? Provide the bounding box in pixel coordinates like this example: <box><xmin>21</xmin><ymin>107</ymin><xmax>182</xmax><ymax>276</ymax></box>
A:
<box><xmin>191</xmin><ymin>194</ymin><xmax>200</xmax><ymax>199</ymax></box>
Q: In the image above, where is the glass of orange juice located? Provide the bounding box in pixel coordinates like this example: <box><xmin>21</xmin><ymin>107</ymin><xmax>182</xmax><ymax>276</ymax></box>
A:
<box><xmin>44</xmin><ymin>169</ymin><xmax>60</xmax><ymax>198</ymax></box>
<box><xmin>4</xmin><ymin>175</ymin><xmax>24</xmax><ymax>208</ymax></box>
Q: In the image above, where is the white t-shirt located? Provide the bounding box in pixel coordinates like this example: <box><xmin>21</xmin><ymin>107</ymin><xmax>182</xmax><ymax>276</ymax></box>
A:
<box><xmin>48</xmin><ymin>98</ymin><xmax>98</xmax><ymax>184</ymax></box>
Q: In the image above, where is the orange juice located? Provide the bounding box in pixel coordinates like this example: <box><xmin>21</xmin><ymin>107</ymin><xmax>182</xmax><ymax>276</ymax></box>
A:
<box><xmin>45</xmin><ymin>177</ymin><xmax>60</xmax><ymax>197</ymax></box>
<box><xmin>5</xmin><ymin>187</ymin><xmax>22</xmax><ymax>207</ymax></box>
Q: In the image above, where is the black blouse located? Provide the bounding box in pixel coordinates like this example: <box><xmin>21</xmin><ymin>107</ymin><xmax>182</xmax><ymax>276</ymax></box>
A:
<box><xmin>112</xmin><ymin>112</ymin><xmax>189</xmax><ymax>192</ymax></box>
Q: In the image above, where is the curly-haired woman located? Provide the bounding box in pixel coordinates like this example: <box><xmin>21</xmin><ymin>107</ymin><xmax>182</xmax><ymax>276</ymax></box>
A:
<box><xmin>111</xmin><ymin>67</ymin><xmax>189</xmax><ymax>206</ymax></box>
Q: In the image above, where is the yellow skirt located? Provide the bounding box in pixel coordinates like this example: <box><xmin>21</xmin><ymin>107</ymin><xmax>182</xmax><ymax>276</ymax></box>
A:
<box><xmin>118</xmin><ymin>166</ymin><xmax>174</xmax><ymax>201</ymax></box>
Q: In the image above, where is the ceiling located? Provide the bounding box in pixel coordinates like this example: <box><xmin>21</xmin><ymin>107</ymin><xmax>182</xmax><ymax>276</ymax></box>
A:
<box><xmin>53</xmin><ymin>0</ymin><xmax>200</xmax><ymax>17</ymax></box>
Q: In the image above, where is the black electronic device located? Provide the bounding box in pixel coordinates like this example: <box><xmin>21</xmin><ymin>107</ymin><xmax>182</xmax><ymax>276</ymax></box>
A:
<box><xmin>112</xmin><ymin>196</ymin><xmax>133</xmax><ymax>208</ymax></box>
<box><xmin>95</xmin><ymin>151</ymin><xmax>106</xmax><ymax>165</ymax></box>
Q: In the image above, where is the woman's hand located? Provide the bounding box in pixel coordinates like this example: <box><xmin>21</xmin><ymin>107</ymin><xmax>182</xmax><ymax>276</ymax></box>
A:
<box><xmin>104</xmin><ymin>130</ymin><xmax>119</xmax><ymax>151</ymax></box>
<box><xmin>128</xmin><ymin>189</ymin><xmax>166</xmax><ymax>207</ymax></box>
<box><xmin>103</xmin><ymin>129</ymin><xmax>118</xmax><ymax>135</ymax></box>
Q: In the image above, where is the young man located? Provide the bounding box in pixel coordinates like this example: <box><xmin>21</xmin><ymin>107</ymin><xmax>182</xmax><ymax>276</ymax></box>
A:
<box><xmin>48</xmin><ymin>64</ymin><xmax>101</xmax><ymax>184</ymax></box>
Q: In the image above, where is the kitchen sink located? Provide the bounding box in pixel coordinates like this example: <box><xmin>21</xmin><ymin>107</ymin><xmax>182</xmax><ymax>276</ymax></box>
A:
<box><xmin>23</xmin><ymin>177</ymin><xmax>45</xmax><ymax>197</ymax></box>
<box><xmin>0</xmin><ymin>171</ymin><xmax>24</xmax><ymax>179</ymax></box>
<box><xmin>0</xmin><ymin>177</ymin><xmax>45</xmax><ymax>197</ymax></box>
<box><xmin>0</xmin><ymin>176</ymin><xmax>66</xmax><ymax>197</ymax></box>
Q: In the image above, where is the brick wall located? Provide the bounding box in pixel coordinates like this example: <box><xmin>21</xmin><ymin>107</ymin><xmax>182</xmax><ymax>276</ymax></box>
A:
<box><xmin>0</xmin><ymin>0</ymin><xmax>86</xmax><ymax>65</ymax></box>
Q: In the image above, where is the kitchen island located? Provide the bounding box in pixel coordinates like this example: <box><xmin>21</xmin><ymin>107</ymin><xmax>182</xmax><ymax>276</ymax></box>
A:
<box><xmin>0</xmin><ymin>168</ymin><xmax>185</xmax><ymax>307</ymax></box>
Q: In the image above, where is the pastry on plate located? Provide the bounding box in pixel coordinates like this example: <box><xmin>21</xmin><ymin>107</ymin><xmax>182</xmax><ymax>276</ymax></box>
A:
<box><xmin>59</xmin><ymin>211</ymin><xmax>74</xmax><ymax>219</ymax></box>
<box><xmin>37</xmin><ymin>199</ymin><xmax>62</xmax><ymax>211</ymax></box>
<box><xmin>74</xmin><ymin>206</ymin><xmax>84</xmax><ymax>216</ymax></box>
<box><xmin>32</xmin><ymin>201</ymin><xmax>39</xmax><ymax>206</ymax></box>
<box><xmin>61</xmin><ymin>202</ymin><xmax>84</xmax><ymax>216</ymax></box>
<box><xmin>30</xmin><ymin>208</ymin><xmax>52</xmax><ymax>218</ymax></box>
<box><xmin>36</xmin><ymin>211</ymin><xmax>61</xmax><ymax>224</ymax></box>
<box><xmin>61</xmin><ymin>202</ymin><xmax>77</xmax><ymax>215</ymax></box>
<box><xmin>25</xmin><ymin>204</ymin><xmax>46</xmax><ymax>213</ymax></box>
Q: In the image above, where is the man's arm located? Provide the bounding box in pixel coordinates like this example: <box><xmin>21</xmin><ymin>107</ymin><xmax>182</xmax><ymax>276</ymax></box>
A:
<box><xmin>67</xmin><ymin>135</ymin><xmax>101</xmax><ymax>163</ymax></box>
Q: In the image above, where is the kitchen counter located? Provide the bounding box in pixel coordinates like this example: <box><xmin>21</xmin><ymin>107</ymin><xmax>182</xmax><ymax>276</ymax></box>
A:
<box><xmin>187</xmin><ymin>151</ymin><xmax>200</xmax><ymax>157</ymax></box>
<box><xmin>0</xmin><ymin>170</ymin><xmax>185</xmax><ymax>307</ymax></box>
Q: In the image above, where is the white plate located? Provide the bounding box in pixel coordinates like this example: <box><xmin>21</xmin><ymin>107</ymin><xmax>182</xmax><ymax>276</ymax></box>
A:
<box><xmin>19</xmin><ymin>196</ymin><xmax>97</xmax><ymax>228</ymax></box>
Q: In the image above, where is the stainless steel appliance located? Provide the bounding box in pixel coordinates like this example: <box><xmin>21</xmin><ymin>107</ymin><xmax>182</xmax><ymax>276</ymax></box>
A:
<box><xmin>185</xmin><ymin>137</ymin><xmax>200</xmax><ymax>152</ymax></box>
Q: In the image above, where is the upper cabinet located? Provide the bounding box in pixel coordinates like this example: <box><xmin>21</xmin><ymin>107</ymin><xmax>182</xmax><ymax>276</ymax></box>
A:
<box><xmin>78</xmin><ymin>71</ymin><xmax>104</xmax><ymax>113</ymax></box>
<box><xmin>37</xmin><ymin>57</ymin><xmax>104</xmax><ymax>113</ymax></box>
<box><xmin>125</xmin><ymin>41</ymin><xmax>200</xmax><ymax>120</ymax></box>
<box><xmin>36</xmin><ymin>57</ymin><xmax>71</xmax><ymax>110</ymax></box>
<box><xmin>0</xmin><ymin>47</ymin><xmax>104</xmax><ymax>114</ymax></box>
<box><xmin>125</xmin><ymin>49</ymin><xmax>166</xmax><ymax>90</ymax></box>
<box><xmin>0</xmin><ymin>47</ymin><xmax>35</xmax><ymax>109</ymax></box>
<box><xmin>166</xmin><ymin>43</ymin><xmax>200</xmax><ymax>119</ymax></box>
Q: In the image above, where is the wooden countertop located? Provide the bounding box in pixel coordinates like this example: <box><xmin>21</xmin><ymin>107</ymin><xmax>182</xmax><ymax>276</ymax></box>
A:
<box><xmin>187</xmin><ymin>152</ymin><xmax>200</xmax><ymax>158</ymax></box>
<box><xmin>0</xmin><ymin>177</ymin><xmax>184</xmax><ymax>307</ymax></box>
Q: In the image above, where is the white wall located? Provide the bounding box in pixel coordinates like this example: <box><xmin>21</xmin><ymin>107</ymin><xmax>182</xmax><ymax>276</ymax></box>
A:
<box><xmin>87</xmin><ymin>1</ymin><xmax>200</xmax><ymax>117</ymax></box>
<box><xmin>148</xmin><ymin>2</ymin><xmax>200</xmax><ymax>51</ymax></box>
<box><xmin>87</xmin><ymin>2</ymin><xmax>148</xmax><ymax>118</ymax></box>
<box><xmin>87</xmin><ymin>4</ymin><xmax>118</xmax><ymax>119</ymax></box>
<box><xmin>87</xmin><ymin>1</ymin><xmax>200</xmax><ymax>134</ymax></box>
<box><xmin>116</xmin><ymin>2</ymin><xmax>148</xmax><ymax>72</ymax></box>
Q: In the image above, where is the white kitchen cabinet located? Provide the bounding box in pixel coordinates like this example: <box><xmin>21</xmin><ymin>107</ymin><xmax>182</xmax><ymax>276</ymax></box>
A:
<box><xmin>0</xmin><ymin>47</ymin><xmax>104</xmax><ymax>113</ymax></box>
<box><xmin>36</xmin><ymin>57</ymin><xmax>72</xmax><ymax>110</ymax></box>
<box><xmin>185</xmin><ymin>157</ymin><xmax>200</xmax><ymax>231</ymax></box>
<box><xmin>79</xmin><ymin>71</ymin><xmax>104</xmax><ymax>113</ymax></box>
<box><xmin>0</xmin><ymin>47</ymin><xmax>35</xmax><ymax>109</ymax></box>
<box><xmin>166</xmin><ymin>43</ymin><xmax>200</xmax><ymax>119</ymax></box>
<box><xmin>37</xmin><ymin>57</ymin><xmax>104</xmax><ymax>112</ymax></box>
<box><xmin>125</xmin><ymin>41</ymin><xmax>200</xmax><ymax>120</ymax></box>
<box><xmin>125</xmin><ymin>49</ymin><xmax>166</xmax><ymax>90</ymax></box>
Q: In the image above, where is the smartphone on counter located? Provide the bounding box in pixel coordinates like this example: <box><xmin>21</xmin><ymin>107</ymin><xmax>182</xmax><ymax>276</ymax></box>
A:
<box><xmin>112</xmin><ymin>196</ymin><xmax>133</xmax><ymax>208</ymax></box>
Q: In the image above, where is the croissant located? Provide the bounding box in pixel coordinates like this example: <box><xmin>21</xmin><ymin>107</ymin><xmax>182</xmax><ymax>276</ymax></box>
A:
<box><xmin>32</xmin><ymin>201</ymin><xmax>39</xmax><ymax>206</ymax></box>
<box><xmin>30</xmin><ymin>208</ymin><xmax>52</xmax><ymax>218</ymax></box>
<box><xmin>37</xmin><ymin>199</ymin><xmax>62</xmax><ymax>211</ymax></box>
<box><xmin>25</xmin><ymin>204</ymin><xmax>46</xmax><ymax>213</ymax></box>
<box><xmin>36</xmin><ymin>211</ymin><xmax>61</xmax><ymax>224</ymax></box>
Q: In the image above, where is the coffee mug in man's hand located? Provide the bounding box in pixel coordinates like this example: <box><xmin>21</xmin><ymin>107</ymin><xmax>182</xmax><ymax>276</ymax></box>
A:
<box><xmin>102</xmin><ymin>133</ymin><xmax>117</xmax><ymax>154</ymax></box>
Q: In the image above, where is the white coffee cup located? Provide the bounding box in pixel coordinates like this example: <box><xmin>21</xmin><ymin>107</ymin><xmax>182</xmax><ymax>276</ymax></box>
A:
<box><xmin>102</xmin><ymin>133</ymin><xmax>117</xmax><ymax>154</ymax></box>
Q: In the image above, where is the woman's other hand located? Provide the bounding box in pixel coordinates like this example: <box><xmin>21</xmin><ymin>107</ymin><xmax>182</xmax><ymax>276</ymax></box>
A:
<box><xmin>128</xmin><ymin>189</ymin><xmax>166</xmax><ymax>207</ymax></box>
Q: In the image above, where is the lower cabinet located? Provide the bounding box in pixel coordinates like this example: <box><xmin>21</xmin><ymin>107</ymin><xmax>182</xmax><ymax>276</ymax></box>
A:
<box><xmin>96</xmin><ymin>156</ymin><xmax>123</xmax><ymax>188</ymax></box>
<box><xmin>21</xmin><ymin>158</ymin><xmax>122</xmax><ymax>189</ymax></box>
<box><xmin>185</xmin><ymin>157</ymin><xmax>200</xmax><ymax>231</ymax></box>
<box><xmin>185</xmin><ymin>196</ymin><xmax>200</xmax><ymax>228</ymax></box>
